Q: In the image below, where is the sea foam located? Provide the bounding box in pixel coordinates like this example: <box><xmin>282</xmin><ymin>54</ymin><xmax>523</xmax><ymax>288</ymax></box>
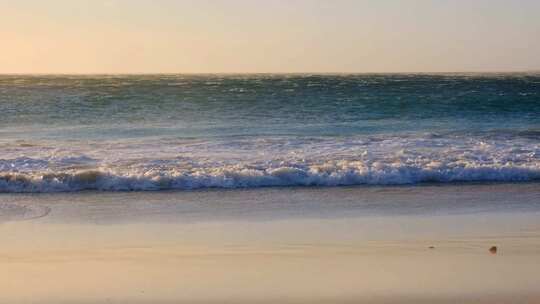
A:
<box><xmin>0</xmin><ymin>134</ymin><xmax>538</xmax><ymax>192</ymax></box>
<box><xmin>0</xmin><ymin>162</ymin><xmax>539</xmax><ymax>193</ymax></box>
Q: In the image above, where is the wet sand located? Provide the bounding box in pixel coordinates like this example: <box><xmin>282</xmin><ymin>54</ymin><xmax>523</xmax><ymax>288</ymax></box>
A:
<box><xmin>1</xmin><ymin>183</ymin><xmax>540</xmax><ymax>303</ymax></box>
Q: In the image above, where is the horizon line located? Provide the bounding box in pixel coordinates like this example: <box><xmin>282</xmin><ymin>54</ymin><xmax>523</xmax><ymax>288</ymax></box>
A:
<box><xmin>1</xmin><ymin>70</ymin><xmax>540</xmax><ymax>76</ymax></box>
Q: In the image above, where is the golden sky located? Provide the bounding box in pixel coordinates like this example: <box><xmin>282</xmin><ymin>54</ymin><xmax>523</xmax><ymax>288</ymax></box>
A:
<box><xmin>1</xmin><ymin>0</ymin><xmax>539</xmax><ymax>73</ymax></box>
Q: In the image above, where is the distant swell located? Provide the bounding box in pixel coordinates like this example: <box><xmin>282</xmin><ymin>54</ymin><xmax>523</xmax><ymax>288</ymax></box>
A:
<box><xmin>1</xmin><ymin>163</ymin><xmax>539</xmax><ymax>193</ymax></box>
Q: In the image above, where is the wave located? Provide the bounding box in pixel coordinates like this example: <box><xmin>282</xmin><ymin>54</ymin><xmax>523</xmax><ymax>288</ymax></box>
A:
<box><xmin>0</xmin><ymin>161</ymin><xmax>539</xmax><ymax>193</ymax></box>
<box><xmin>1</xmin><ymin>133</ymin><xmax>538</xmax><ymax>192</ymax></box>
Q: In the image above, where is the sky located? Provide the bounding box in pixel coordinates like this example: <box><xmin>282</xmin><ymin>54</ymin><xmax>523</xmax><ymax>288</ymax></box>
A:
<box><xmin>1</xmin><ymin>0</ymin><xmax>540</xmax><ymax>74</ymax></box>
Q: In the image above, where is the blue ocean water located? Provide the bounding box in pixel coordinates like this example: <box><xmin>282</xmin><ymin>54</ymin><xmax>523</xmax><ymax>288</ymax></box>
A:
<box><xmin>0</xmin><ymin>74</ymin><xmax>539</xmax><ymax>192</ymax></box>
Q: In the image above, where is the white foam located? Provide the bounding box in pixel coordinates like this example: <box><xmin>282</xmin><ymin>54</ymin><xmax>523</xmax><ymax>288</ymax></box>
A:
<box><xmin>0</xmin><ymin>134</ymin><xmax>538</xmax><ymax>192</ymax></box>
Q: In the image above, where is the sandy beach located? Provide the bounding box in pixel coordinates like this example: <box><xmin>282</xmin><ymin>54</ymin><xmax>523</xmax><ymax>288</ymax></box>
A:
<box><xmin>1</xmin><ymin>183</ymin><xmax>539</xmax><ymax>303</ymax></box>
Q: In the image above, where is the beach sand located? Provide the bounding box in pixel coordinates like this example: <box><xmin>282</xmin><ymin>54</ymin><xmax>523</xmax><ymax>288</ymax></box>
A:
<box><xmin>1</xmin><ymin>183</ymin><xmax>540</xmax><ymax>303</ymax></box>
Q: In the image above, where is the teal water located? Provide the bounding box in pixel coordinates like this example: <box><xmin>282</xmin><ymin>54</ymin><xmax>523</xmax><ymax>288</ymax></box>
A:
<box><xmin>0</xmin><ymin>74</ymin><xmax>539</xmax><ymax>192</ymax></box>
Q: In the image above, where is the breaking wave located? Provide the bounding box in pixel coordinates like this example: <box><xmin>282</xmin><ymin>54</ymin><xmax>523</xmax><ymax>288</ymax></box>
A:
<box><xmin>1</xmin><ymin>133</ymin><xmax>538</xmax><ymax>193</ymax></box>
<box><xmin>0</xmin><ymin>161</ymin><xmax>539</xmax><ymax>193</ymax></box>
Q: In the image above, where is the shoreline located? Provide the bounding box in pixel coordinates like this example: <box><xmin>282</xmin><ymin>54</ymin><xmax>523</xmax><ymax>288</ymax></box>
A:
<box><xmin>2</xmin><ymin>182</ymin><xmax>539</xmax><ymax>223</ymax></box>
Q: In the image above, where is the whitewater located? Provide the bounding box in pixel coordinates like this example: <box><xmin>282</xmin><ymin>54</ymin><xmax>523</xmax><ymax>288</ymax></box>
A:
<box><xmin>0</xmin><ymin>133</ymin><xmax>538</xmax><ymax>192</ymax></box>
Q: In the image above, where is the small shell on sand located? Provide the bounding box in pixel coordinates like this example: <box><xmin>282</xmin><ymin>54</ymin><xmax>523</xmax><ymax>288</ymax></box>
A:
<box><xmin>489</xmin><ymin>246</ymin><xmax>498</xmax><ymax>254</ymax></box>
<box><xmin>428</xmin><ymin>246</ymin><xmax>435</xmax><ymax>249</ymax></box>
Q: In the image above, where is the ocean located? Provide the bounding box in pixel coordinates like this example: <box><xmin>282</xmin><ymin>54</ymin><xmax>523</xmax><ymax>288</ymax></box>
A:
<box><xmin>1</xmin><ymin>73</ymin><xmax>539</xmax><ymax>192</ymax></box>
